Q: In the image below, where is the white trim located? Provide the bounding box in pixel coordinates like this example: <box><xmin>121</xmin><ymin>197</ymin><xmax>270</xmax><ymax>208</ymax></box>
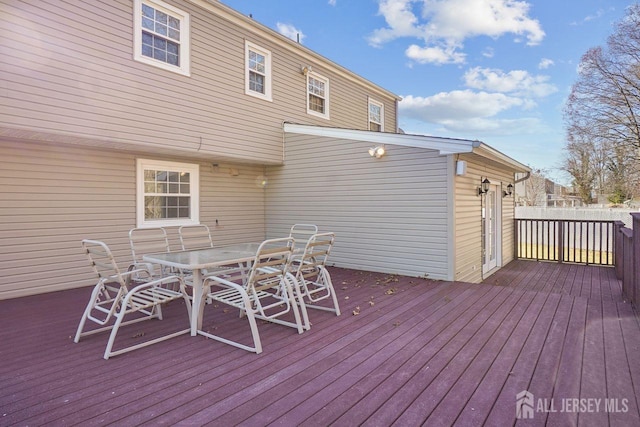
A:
<box><xmin>283</xmin><ymin>123</ymin><xmax>530</xmax><ymax>171</ymax></box>
<box><xmin>306</xmin><ymin>71</ymin><xmax>330</xmax><ymax>120</ymax></box>
<box><xmin>136</xmin><ymin>158</ymin><xmax>200</xmax><ymax>228</ymax></box>
<box><xmin>284</xmin><ymin>122</ymin><xmax>476</xmax><ymax>155</ymax></box>
<box><xmin>245</xmin><ymin>41</ymin><xmax>272</xmax><ymax>102</ymax></box>
<box><xmin>133</xmin><ymin>0</ymin><xmax>191</xmax><ymax>76</ymax></box>
<box><xmin>368</xmin><ymin>97</ymin><xmax>384</xmax><ymax>131</ymax></box>
<box><xmin>446</xmin><ymin>155</ymin><xmax>456</xmax><ymax>281</ymax></box>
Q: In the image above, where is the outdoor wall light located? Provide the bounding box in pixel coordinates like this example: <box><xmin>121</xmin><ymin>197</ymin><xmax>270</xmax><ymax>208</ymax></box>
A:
<box><xmin>503</xmin><ymin>183</ymin><xmax>514</xmax><ymax>198</ymax></box>
<box><xmin>478</xmin><ymin>178</ymin><xmax>490</xmax><ymax>195</ymax></box>
<box><xmin>301</xmin><ymin>65</ymin><xmax>312</xmax><ymax>75</ymax></box>
<box><xmin>368</xmin><ymin>146</ymin><xmax>386</xmax><ymax>158</ymax></box>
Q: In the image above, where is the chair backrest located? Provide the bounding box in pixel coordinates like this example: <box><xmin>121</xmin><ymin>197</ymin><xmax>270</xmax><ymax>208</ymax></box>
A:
<box><xmin>129</xmin><ymin>227</ymin><xmax>170</xmax><ymax>262</ymax></box>
<box><xmin>81</xmin><ymin>239</ymin><xmax>126</xmax><ymax>287</ymax></box>
<box><xmin>289</xmin><ymin>224</ymin><xmax>318</xmax><ymax>248</ymax></box>
<box><xmin>247</xmin><ymin>237</ymin><xmax>295</xmax><ymax>293</ymax></box>
<box><xmin>295</xmin><ymin>232</ymin><xmax>335</xmax><ymax>278</ymax></box>
<box><xmin>179</xmin><ymin>224</ymin><xmax>213</xmax><ymax>251</ymax></box>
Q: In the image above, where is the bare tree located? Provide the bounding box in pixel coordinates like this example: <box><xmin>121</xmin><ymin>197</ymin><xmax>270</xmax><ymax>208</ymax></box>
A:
<box><xmin>563</xmin><ymin>4</ymin><xmax>640</xmax><ymax>201</ymax></box>
<box><xmin>563</xmin><ymin>137</ymin><xmax>596</xmax><ymax>204</ymax></box>
<box><xmin>520</xmin><ymin>169</ymin><xmax>550</xmax><ymax>206</ymax></box>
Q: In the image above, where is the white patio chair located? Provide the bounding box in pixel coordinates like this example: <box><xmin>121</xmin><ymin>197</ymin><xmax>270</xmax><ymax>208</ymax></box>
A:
<box><xmin>74</xmin><ymin>239</ymin><xmax>191</xmax><ymax>359</ymax></box>
<box><xmin>289</xmin><ymin>224</ymin><xmax>318</xmax><ymax>248</ymax></box>
<box><xmin>292</xmin><ymin>232</ymin><xmax>340</xmax><ymax>316</ymax></box>
<box><xmin>129</xmin><ymin>227</ymin><xmax>174</xmax><ymax>280</ymax></box>
<box><xmin>179</xmin><ymin>224</ymin><xmax>213</xmax><ymax>250</ymax></box>
<box><xmin>198</xmin><ymin>237</ymin><xmax>306</xmax><ymax>354</ymax></box>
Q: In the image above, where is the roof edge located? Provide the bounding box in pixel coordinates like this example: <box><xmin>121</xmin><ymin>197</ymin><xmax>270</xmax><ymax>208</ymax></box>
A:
<box><xmin>188</xmin><ymin>0</ymin><xmax>401</xmax><ymax>102</ymax></box>
<box><xmin>283</xmin><ymin>122</ymin><xmax>476</xmax><ymax>155</ymax></box>
<box><xmin>473</xmin><ymin>143</ymin><xmax>531</xmax><ymax>173</ymax></box>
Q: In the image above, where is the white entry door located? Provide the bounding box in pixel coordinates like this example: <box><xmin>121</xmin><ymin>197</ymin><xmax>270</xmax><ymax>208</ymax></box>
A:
<box><xmin>482</xmin><ymin>185</ymin><xmax>500</xmax><ymax>274</ymax></box>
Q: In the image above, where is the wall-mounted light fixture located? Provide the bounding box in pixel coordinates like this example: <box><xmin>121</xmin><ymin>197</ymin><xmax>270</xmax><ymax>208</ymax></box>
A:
<box><xmin>478</xmin><ymin>178</ymin><xmax>490</xmax><ymax>196</ymax></box>
<box><xmin>503</xmin><ymin>183</ymin><xmax>513</xmax><ymax>198</ymax></box>
<box><xmin>301</xmin><ymin>65</ymin><xmax>312</xmax><ymax>75</ymax></box>
<box><xmin>368</xmin><ymin>146</ymin><xmax>386</xmax><ymax>158</ymax></box>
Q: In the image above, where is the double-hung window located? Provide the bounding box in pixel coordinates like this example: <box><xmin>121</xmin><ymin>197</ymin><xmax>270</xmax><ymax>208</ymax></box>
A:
<box><xmin>245</xmin><ymin>41</ymin><xmax>272</xmax><ymax>101</ymax></box>
<box><xmin>134</xmin><ymin>0</ymin><xmax>190</xmax><ymax>76</ymax></box>
<box><xmin>136</xmin><ymin>159</ymin><xmax>199</xmax><ymax>228</ymax></box>
<box><xmin>307</xmin><ymin>72</ymin><xmax>330</xmax><ymax>119</ymax></box>
<box><xmin>368</xmin><ymin>98</ymin><xmax>384</xmax><ymax>131</ymax></box>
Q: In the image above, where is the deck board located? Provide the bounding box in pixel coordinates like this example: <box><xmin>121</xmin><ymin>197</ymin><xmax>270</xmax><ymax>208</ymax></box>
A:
<box><xmin>1</xmin><ymin>261</ymin><xmax>639</xmax><ymax>426</ymax></box>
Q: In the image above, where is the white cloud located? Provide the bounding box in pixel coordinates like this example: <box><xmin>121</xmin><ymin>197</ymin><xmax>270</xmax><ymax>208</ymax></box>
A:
<box><xmin>328</xmin><ymin>0</ymin><xmax>337</xmax><ymax>5</ymax></box>
<box><xmin>463</xmin><ymin>67</ymin><xmax>557</xmax><ymax>97</ymax></box>
<box><xmin>400</xmin><ymin>91</ymin><xmax>525</xmax><ymax>122</ymax></box>
<box><xmin>276</xmin><ymin>22</ymin><xmax>305</xmax><ymax>43</ymax></box>
<box><xmin>368</xmin><ymin>0</ymin><xmax>545</xmax><ymax>64</ymax></box>
<box><xmin>482</xmin><ymin>47</ymin><xmax>495</xmax><ymax>58</ymax></box>
<box><xmin>405</xmin><ymin>44</ymin><xmax>465</xmax><ymax>65</ymax></box>
<box><xmin>538</xmin><ymin>58</ymin><xmax>554</xmax><ymax>69</ymax></box>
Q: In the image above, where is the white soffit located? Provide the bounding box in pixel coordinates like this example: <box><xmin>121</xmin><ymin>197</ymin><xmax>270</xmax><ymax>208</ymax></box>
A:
<box><xmin>283</xmin><ymin>123</ymin><xmax>530</xmax><ymax>172</ymax></box>
<box><xmin>283</xmin><ymin>123</ymin><xmax>477</xmax><ymax>155</ymax></box>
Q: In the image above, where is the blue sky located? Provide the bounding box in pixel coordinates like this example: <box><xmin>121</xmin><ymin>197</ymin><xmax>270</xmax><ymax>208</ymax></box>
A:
<box><xmin>222</xmin><ymin>0</ymin><xmax>633</xmax><ymax>183</ymax></box>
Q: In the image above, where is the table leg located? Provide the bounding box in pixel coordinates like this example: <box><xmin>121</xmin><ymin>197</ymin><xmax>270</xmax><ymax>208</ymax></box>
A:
<box><xmin>191</xmin><ymin>269</ymin><xmax>204</xmax><ymax>336</ymax></box>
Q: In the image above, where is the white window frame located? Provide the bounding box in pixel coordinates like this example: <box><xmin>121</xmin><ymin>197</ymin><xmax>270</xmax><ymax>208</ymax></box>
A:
<box><xmin>133</xmin><ymin>0</ymin><xmax>191</xmax><ymax>76</ymax></box>
<box><xmin>306</xmin><ymin>71</ymin><xmax>330</xmax><ymax>120</ymax></box>
<box><xmin>368</xmin><ymin>97</ymin><xmax>384</xmax><ymax>131</ymax></box>
<box><xmin>245</xmin><ymin>41</ymin><xmax>272</xmax><ymax>101</ymax></box>
<box><xmin>136</xmin><ymin>159</ymin><xmax>199</xmax><ymax>228</ymax></box>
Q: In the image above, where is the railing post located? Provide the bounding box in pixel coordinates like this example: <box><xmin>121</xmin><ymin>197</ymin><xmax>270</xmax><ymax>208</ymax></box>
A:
<box><xmin>558</xmin><ymin>220</ymin><xmax>564</xmax><ymax>264</ymax></box>
<box><xmin>514</xmin><ymin>218</ymin><xmax>519</xmax><ymax>260</ymax></box>
<box><xmin>631</xmin><ymin>213</ymin><xmax>640</xmax><ymax>308</ymax></box>
<box><xmin>614</xmin><ymin>220</ymin><xmax>625</xmax><ymax>280</ymax></box>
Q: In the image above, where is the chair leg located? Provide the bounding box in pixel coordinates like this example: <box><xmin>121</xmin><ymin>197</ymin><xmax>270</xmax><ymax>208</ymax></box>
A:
<box><xmin>245</xmin><ymin>309</ymin><xmax>263</xmax><ymax>354</ymax></box>
<box><xmin>74</xmin><ymin>282</ymin><xmax>109</xmax><ymax>343</ymax></box>
<box><xmin>282</xmin><ymin>275</ymin><xmax>305</xmax><ymax>334</ymax></box>
<box><xmin>322</xmin><ymin>268</ymin><xmax>341</xmax><ymax>316</ymax></box>
<box><xmin>287</xmin><ymin>272</ymin><xmax>310</xmax><ymax>330</ymax></box>
<box><xmin>103</xmin><ymin>306</ymin><xmax>127</xmax><ymax>360</ymax></box>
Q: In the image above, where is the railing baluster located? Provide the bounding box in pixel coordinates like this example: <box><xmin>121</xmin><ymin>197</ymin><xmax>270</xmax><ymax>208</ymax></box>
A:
<box><xmin>514</xmin><ymin>218</ymin><xmax>616</xmax><ymax>266</ymax></box>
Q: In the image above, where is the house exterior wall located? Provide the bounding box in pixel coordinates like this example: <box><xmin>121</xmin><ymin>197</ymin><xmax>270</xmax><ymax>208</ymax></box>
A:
<box><xmin>0</xmin><ymin>140</ymin><xmax>266</xmax><ymax>299</ymax></box>
<box><xmin>265</xmin><ymin>134</ymin><xmax>452</xmax><ymax>280</ymax></box>
<box><xmin>454</xmin><ymin>154</ymin><xmax>516</xmax><ymax>283</ymax></box>
<box><xmin>0</xmin><ymin>0</ymin><xmax>400</xmax><ymax>299</ymax></box>
<box><xmin>0</xmin><ymin>0</ymin><xmax>398</xmax><ymax>164</ymax></box>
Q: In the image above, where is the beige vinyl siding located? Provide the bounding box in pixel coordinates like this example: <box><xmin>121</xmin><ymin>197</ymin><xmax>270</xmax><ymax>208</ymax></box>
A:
<box><xmin>0</xmin><ymin>0</ymin><xmax>397</xmax><ymax>164</ymax></box>
<box><xmin>265</xmin><ymin>134</ymin><xmax>451</xmax><ymax>279</ymax></box>
<box><xmin>454</xmin><ymin>154</ymin><xmax>516</xmax><ymax>283</ymax></box>
<box><xmin>0</xmin><ymin>139</ymin><xmax>266</xmax><ymax>300</ymax></box>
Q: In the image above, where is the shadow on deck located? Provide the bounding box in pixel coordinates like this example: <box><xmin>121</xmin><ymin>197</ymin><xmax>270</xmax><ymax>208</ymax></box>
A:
<box><xmin>1</xmin><ymin>260</ymin><xmax>639</xmax><ymax>426</ymax></box>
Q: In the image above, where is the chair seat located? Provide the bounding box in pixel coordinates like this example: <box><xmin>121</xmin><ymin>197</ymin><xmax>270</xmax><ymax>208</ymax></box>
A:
<box><xmin>129</xmin><ymin>286</ymin><xmax>185</xmax><ymax>310</ymax></box>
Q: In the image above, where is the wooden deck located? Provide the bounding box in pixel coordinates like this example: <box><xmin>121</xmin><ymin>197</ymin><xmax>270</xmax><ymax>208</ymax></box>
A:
<box><xmin>1</xmin><ymin>260</ymin><xmax>639</xmax><ymax>426</ymax></box>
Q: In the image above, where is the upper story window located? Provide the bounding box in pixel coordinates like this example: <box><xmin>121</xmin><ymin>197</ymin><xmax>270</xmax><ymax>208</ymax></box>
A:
<box><xmin>369</xmin><ymin>98</ymin><xmax>384</xmax><ymax>132</ymax></box>
<box><xmin>307</xmin><ymin>72</ymin><xmax>330</xmax><ymax>119</ymax></box>
<box><xmin>134</xmin><ymin>0</ymin><xmax>190</xmax><ymax>76</ymax></box>
<box><xmin>136</xmin><ymin>159</ymin><xmax>199</xmax><ymax>228</ymax></box>
<box><xmin>245</xmin><ymin>41</ymin><xmax>272</xmax><ymax>101</ymax></box>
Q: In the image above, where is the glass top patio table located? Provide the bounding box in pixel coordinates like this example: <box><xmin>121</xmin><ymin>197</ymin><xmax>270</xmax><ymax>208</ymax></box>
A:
<box><xmin>143</xmin><ymin>242</ymin><xmax>261</xmax><ymax>336</ymax></box>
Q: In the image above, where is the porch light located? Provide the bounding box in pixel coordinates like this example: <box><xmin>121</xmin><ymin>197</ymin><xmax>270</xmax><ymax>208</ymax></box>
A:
<box><xmin>503</xmin><ymin>183</ymin><xmax>513</xmax><ymax>197</ymax></box>
<box><xmin>368</xmin><ymin>146</ymin><xmax>386</xmax><ymax>158</ymax></box>
<box><xmin>478</xmin><ymin>178</ymin><xmax>490</xmax><ymax>196</ymax></box>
